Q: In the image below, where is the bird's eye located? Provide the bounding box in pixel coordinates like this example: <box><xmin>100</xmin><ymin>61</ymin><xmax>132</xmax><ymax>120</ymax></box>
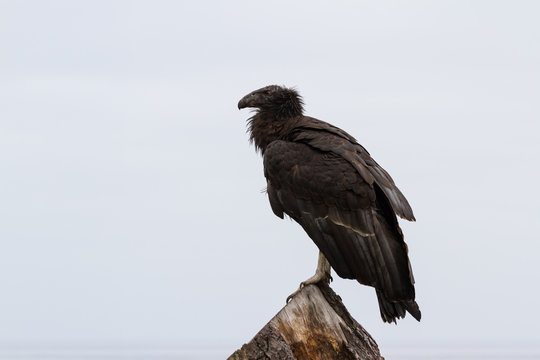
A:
<box><xmin>266</xmin><ymin>90</ymin><xmax>271</xmax><ymax>95</ymax></box>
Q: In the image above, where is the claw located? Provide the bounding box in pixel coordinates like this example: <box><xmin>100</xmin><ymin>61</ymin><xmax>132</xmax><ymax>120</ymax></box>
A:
<box><xmin>284</xmin><ymin>252</ymin><xmax>332</xmax><ymax>303</ymax></box>
<box><xmin>286</xmin><ymin>283</ymin><xmax>305</xmax><ymax>303</ymax></box>
<box><xmin>286</xmin><ymin>294</ymin><xmax>294</xmax><ymax>303</ymax></box>
<box><xmin>286</xmin><ymin>291</ymin><xmax>297</xmax><ymax>303</ymax></box>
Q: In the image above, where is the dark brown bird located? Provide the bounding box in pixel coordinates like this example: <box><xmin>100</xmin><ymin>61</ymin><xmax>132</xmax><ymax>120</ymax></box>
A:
<box><xmin>238</xmin><ymin>85</ymin><xmax>420</xmax><ymax>323</ymax></box>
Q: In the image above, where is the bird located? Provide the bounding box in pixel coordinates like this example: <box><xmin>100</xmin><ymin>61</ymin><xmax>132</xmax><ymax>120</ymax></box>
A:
<box><xmin>238</xmin><ymin>85</ymin><xmax>420</xmax><ymax>323</ymax></box>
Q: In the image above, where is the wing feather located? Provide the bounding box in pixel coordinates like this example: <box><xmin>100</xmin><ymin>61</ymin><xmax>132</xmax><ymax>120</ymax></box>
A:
<box><xmin>264</xmin><ymin>140</ymin><xmax>416</xmax><ymax>304</ymax></box>
<box><xmin>288</xmin><ymin>121</ymin><xmax>415</xmax><ymax>221</ymax></box>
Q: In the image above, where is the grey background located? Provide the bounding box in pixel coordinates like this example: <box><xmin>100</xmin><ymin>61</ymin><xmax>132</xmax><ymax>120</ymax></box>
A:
<box><xmin>0</xmin><ymin>0</ymin><xmax>539</xmax><ymax>357</ymax></box>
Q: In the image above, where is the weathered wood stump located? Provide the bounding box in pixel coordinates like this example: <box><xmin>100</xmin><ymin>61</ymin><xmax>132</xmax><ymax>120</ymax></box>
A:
<box><xmin>228</xmin><ymin>283</ymin><xmax>384</xmax><ymax>360</ymax></box>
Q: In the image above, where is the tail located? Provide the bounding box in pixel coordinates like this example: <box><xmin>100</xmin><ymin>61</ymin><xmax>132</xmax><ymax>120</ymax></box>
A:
<box><xmin>376</xmin><ymin>289</ymin><xmax>421</xmax><ymax>324</ymax></box>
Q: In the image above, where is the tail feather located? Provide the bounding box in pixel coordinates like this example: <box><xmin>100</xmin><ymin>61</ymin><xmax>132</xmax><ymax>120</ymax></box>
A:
<box><xmin>376</xmin><ymin>289</ymin><xmax>421</xmax><ymax>323</ymax></box>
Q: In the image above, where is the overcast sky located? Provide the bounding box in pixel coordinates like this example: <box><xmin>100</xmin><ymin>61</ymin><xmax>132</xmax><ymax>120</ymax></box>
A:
<box><xmin>0</xmin><ymin>1</ymin><xmax>539</xmax><ymax>357</ymax></box>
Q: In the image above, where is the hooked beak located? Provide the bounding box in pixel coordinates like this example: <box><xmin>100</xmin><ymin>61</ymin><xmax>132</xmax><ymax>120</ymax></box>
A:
<box><xmin>238</xmin><ymin>92</ymin><xmax>258</xmax><ymax>110</ymax></box>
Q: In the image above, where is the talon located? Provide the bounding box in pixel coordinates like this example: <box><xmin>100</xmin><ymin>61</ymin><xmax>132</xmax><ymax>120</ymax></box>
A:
<box><xmin>286</xmin><ymin>287</ymin><xmax>302</xmax><ymax>303</ymax></box>
<box><xmin>285</xmin><ymin>252</ymin><xmax>332</xmax><ymax>303</ymax></box>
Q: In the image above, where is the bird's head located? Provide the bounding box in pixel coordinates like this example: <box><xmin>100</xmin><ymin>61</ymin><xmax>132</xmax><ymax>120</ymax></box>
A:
<box><xmin>238</xmin><ymin>85</ymin><xmax>304</xmax><ymax>117</ymax></box>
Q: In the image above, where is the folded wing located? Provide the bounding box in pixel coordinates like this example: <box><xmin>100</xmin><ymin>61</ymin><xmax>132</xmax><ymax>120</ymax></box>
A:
<box><xmin>264</xmin><ymin>137</ymin><xmax>419</xmax><ymax>322</ymax></box>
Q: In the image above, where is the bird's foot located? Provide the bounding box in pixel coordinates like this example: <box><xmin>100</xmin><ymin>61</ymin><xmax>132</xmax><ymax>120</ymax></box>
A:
<box><xmin>286</xmin><ymin>267</ymin><xmax>332</xmax><ymax>303</ymax></box>
<box><xmin>286</xmin><ymin>287</ymin><xmax>302</xmax><ymax>303</ymax></box>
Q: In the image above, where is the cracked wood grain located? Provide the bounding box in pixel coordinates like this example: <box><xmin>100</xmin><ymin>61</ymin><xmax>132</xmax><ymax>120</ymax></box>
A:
<box><xmin>228</xmin><ymin>283</ymin><xmax>384</xmax><ymax>360</ymax></box>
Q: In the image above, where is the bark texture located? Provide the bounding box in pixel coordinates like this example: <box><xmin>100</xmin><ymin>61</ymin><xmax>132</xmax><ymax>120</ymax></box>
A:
<box><xmin>228</xmin><ymin>283</ymin><xmax>384</xmax><ymax>360</ymax></box>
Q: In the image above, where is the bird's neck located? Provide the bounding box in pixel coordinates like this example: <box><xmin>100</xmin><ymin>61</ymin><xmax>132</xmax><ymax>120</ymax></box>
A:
<box><xmin>248</xmin><ymin>112</ymin><xmax>298</xmax><ymax>154</ymax></box>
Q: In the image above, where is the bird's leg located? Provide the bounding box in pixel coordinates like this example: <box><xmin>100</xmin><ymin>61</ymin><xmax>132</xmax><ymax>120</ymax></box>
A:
<box><xmin>286</xmin><ymin>251</ymin><xmax>332</xmax><ymax>303</ymax></box>
<box><xmin>301</xmin><ymin>251</ymin><xmax>333</xmax><ymax>286</ymax></box>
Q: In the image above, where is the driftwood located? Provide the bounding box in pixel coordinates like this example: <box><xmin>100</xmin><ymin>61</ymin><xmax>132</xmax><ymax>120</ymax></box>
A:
<box><xmin>228</xmin><ymin>283</ymin><xmax>384</xmax><ymax>360</ymax></box>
